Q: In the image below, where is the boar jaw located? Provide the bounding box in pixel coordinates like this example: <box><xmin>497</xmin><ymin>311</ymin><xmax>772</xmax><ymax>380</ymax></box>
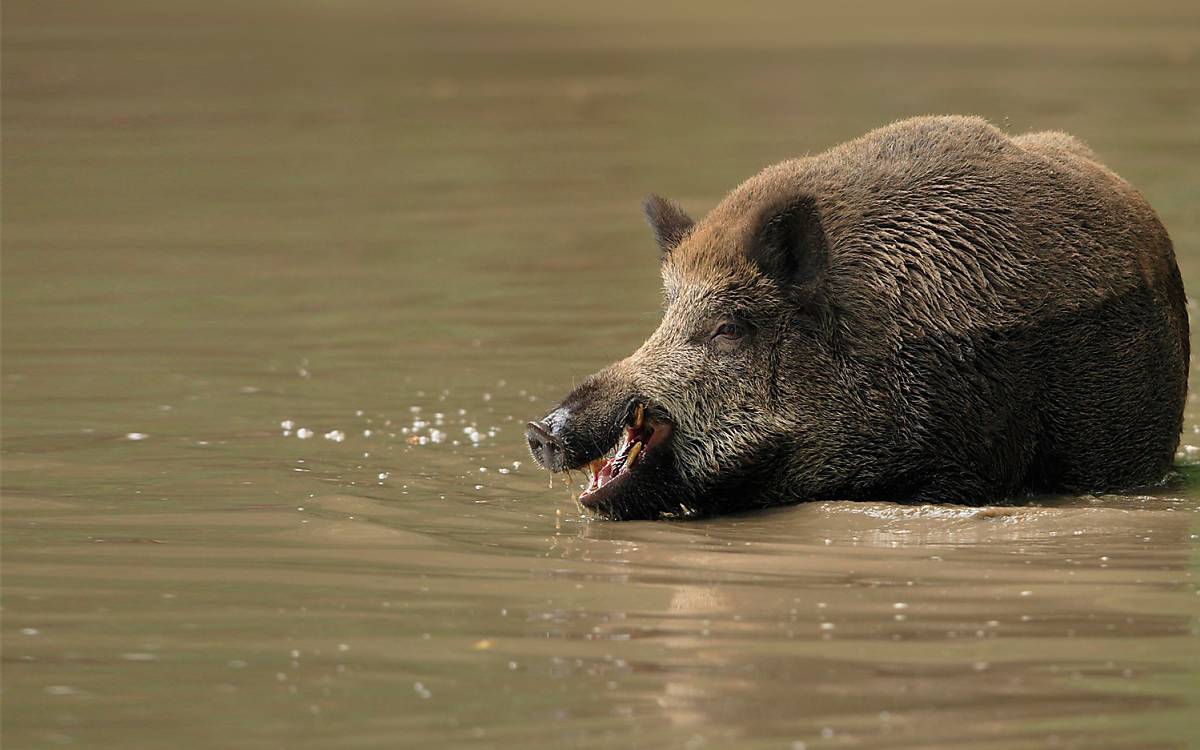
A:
<box><xmin>579</xmin><ymin>412</ymin><xmax>674</xmax><ymax>508</ymax></box>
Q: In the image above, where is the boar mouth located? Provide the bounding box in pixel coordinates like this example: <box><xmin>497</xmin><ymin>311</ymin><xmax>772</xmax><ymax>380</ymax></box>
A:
<box><xmin>578</xmin><ymin>401</ymin><xmax>674</xmax><ymax>511</ymax></box>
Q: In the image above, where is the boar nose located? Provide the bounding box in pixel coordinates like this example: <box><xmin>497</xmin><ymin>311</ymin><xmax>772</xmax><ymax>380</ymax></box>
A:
<box><xmin>526</xmin><ymin>420</ymin><xmax>565</xmax><ymax>472</ymax></box>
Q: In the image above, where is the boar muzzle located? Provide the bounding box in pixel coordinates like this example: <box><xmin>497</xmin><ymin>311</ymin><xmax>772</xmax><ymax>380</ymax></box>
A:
<box><xmin>525</xmin><ymin>373</ymin><xmax>632</xmax><ymax>472</ymax></box>
<box><xmin>527</xmin><ymin>372</ymin><xmax>686</xmax><ymax>519</ymax></box>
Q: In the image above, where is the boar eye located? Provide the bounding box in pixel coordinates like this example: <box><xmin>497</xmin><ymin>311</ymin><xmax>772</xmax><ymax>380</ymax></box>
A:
<box><xmin>710</xmin><ymin>319</ymin><xmax>751</xmax><ymax>349</ymax></box>
<box><xmin>714</xmin><ymin>322</ymin><xmax>741</xmax><ymax>338</ymax></box>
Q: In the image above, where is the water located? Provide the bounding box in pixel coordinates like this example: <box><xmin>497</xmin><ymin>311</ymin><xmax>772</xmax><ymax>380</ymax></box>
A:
<box><xmin>3</xmin><ymin>2</ymin><xmax>1199</xmax><ymax>748</ymax></box>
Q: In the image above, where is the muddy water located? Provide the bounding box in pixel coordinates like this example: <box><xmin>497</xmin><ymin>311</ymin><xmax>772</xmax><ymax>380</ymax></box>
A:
<box><xmin>3</xmin><ymin>2</ymin><xmax>1199</xmax><ymax>748</ymax></box>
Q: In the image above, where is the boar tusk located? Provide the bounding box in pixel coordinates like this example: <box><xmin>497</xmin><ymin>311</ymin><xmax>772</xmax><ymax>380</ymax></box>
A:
<box><xmin>626</xmin><ymin>441</ymin><xmax>643</xmax><ymax>468</ymax></box>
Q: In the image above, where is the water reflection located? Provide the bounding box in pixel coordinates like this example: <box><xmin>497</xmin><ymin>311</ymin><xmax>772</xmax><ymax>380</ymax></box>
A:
<box><xmin>537</xmin><ymin>501</ymin><xmax>1197</xmax><ymax>746</ymax></box>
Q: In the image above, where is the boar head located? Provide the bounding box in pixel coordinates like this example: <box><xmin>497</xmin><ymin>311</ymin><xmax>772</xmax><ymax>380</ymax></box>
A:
<box><xmin>526</xmin><ymin>190</ymin><xmax>862</xmax><ymax>520</ymax></box>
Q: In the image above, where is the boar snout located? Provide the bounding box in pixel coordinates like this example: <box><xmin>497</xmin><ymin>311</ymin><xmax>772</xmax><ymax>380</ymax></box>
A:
<box><xmin>528</xmin><ymin>368</ymin><xmax>688</xmax><ymax>520</ymax></box>
<box><xmin>525</xmin><ymin>375</ymin><xmax>632</xmax><ymax>473</ymax></box>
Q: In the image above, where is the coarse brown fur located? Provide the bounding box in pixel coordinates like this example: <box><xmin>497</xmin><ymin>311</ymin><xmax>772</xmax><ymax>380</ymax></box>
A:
<box><xmin>526</xmin><ymin>116</ymin><xmax>1189</xmax><ymax>520</ymax></box>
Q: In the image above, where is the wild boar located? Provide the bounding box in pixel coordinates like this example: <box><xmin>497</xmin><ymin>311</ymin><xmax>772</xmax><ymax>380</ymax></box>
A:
<box><xmin>525</xmin><ymin>116</ymin><xmax>1189</xmax><ymax>520</ymax></box>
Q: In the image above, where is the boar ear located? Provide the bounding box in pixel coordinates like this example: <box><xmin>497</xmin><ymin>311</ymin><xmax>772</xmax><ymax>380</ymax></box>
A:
<box><xmin>642</xmin><ymin>194</ymin><xmax>695</xmax><ymax>256</ymax></box>
<box><xmin>750</xmin><ymin>196</ymin><xmax>827</xmax><ymax>293</ymax></box>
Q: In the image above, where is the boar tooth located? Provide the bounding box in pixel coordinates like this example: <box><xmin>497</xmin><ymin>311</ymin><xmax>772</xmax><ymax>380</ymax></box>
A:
<box><xmin>626</xmin><ymin>441</ymin><xmax>642</xmax><ymax>468</ymax></box>
<box><xmin>633</xmin><ymin>403</ymin><xmax>645</xmax><ymax>429</ymax></box>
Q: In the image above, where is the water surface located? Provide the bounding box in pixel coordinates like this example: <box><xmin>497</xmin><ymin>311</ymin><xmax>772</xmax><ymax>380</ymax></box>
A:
<box><xmin>3</xmin><ymin>2</ymin><xmax>1199</xmax><ymax>748</ymax></box>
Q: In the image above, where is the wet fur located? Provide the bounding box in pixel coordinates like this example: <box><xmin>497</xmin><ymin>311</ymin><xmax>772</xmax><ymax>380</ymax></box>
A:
<box><xmin>531</xmin><ymin>116</ymin><xmax>1189</xmax><ymax>520</ymax></box>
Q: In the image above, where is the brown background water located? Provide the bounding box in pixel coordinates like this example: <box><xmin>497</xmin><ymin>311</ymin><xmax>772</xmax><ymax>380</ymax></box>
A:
<box><xmin>3</xmin><ymin>2</ymin><xmax>1199</xmax><ymax>748</ymax></box>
